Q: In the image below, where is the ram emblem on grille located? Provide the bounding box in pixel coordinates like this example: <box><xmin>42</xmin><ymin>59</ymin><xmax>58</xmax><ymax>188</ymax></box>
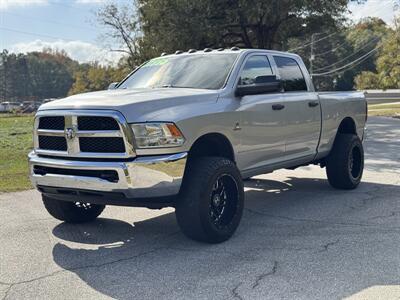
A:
<box><xmin>65</xmin><ymin>127</ymin><xmax>76</xmax><ymax>140</ymax></box>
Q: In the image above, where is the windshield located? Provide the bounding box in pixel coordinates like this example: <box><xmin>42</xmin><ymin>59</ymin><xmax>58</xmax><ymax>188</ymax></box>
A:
<box><xmin>118</xmin><ymin>53</ymin><xmax>238</xmax><ymax>90</ymax></box>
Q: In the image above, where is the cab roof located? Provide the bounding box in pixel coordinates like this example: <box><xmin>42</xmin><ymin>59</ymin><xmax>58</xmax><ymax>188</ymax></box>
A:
<box><xmin>159</xmin><ymin>48</ymin><xmax>300</xmax><ymax>59</ymax></box>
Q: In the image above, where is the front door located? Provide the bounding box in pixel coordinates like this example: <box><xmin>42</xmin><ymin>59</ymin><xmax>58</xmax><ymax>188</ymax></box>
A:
<box><xmin>236</xmin><ymin>55</ymin><xmax>286</xmax><ymax>172</ymax></box>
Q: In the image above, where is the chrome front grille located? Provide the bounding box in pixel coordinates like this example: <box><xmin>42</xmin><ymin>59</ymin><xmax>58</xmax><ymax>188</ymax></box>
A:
<box><xmin>38</xmin><ymin>136</ymin><xmax>67</xmax><ymax>151</ymax></box>
<box><xmin>77</xmin><ymin>116</ymin><xmax>120</xmax><ymax>130</ymax></box>
<box><xmin>38</xmin><ymin>116</ymin><xmax>65</xmax><ymax>130</ymax></box>
<box><xmin>34</xmin><ymin>110</ymin><xmax>136</xmax><ymax>159</ymax></box>
<box><xmin>79</xmin><ymin>137</ymin><xmax>125</xmax><ymax>153</ymax></box>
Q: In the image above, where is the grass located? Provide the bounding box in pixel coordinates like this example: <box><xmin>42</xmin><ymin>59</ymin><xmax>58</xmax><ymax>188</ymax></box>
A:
<box><xmin>0</xmin><ymin>114</ymin><xmax>34</xmax><ymax>192</ymax></box>
<box><xmin>368</xmin><ymin>102</ymin><xmax>400</xmax><ymax>117</ymax></box>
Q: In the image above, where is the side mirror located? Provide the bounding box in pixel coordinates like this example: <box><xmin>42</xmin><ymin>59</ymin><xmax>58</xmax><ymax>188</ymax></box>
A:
<box><xmin>235</xmin><ymin>75</ymin><xmax>282</xmax><ymax>97</ymax></box>
<box><xmin>108</xmin><ymin>82</ymin><xmax>119</xmax><ymax>90</ymax></box>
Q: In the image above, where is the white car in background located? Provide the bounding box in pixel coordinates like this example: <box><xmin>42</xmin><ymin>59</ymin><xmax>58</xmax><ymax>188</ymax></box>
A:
<box><xmin>0</xmin><ymin>102</ymin><xmax>21</xmax><ymax>112</ymax></box>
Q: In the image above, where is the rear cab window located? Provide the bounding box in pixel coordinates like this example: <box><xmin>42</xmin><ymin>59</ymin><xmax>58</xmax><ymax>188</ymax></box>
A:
<box><xmin>273</xmin><ymin>56</ymin><xmax>308</xmax><ymax>92</ymax></box>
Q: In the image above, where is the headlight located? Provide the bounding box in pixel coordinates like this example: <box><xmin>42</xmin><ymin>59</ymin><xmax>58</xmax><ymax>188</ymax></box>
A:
<box><xmin>130</xmin><ymin>123</ymin><xmax>185</xmax><ymax>148</ymax></box>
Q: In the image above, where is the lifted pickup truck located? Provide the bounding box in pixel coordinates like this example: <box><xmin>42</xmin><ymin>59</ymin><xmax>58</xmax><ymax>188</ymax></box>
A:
<box><xmin>29</xmin><ymin>48</ymin><xmax>367</xmax><ymax>243</ymax></box>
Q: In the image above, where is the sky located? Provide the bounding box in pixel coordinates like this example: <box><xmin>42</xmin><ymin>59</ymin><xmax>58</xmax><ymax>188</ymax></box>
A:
<box><xmin>0</xmin><ymin>0</ymin><xmax>399</xmax><ymax>65</ymax></box>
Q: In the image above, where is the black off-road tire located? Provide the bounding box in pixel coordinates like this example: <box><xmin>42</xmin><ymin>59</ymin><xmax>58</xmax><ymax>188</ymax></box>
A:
<box><xmin>42</xmin><ymin>195</ymin><xmax>105</xmax><ymax>223</ymax></box>
<box><xmin>176</xmin><ymin>157</ymin><xmax>244</xmax><ymax>243</ymax></box>
<box><xmin>326</xmin><ymin>134</ymin><xmax>364</xmax><ymax>190</ymax></box>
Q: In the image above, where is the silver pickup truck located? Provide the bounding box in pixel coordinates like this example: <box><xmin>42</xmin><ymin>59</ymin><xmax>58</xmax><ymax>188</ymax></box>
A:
<box><xmin>29</xmin><ymin>48</ymin><xmax>367</xmax><ymax>243</ymax></box>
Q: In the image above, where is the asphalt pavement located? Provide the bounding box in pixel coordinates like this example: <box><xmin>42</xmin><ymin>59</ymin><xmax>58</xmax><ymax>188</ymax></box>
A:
<box><xmin>0</xmin><ymin>117</ymin><xmax>399</xmax><ymax>300</ymax></box>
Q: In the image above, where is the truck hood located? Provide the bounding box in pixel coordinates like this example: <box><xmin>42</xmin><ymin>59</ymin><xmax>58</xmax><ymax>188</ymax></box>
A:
<box><xmin>39</xmin><ymin>88</ymin><xmax>219</xmax><ymax>122</ymax></box>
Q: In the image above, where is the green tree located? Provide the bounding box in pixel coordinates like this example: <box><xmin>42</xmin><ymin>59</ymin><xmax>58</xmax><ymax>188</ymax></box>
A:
<box><xmin>1</xmin><ymin>50</ymin><xmax>76</xmax><ymax>101</ymax></box>
<box><xmin>336</xmin><ymin>18</ymin><xmax>390</xmax><ymax>90</ymax></box>
<box><xmin>354</xmin><ymin>71</ymin><xmax>379</xmax><ymax>89</ymax></box>
<box><xmin>69</xmin><ymin>63</ymin><xmax>126</xmax><ymax>95</ymax></box>
<box><xmin>0</xmin><ymin>48</ymin><xmax>127</xmax><ymax>101</ymax></box>
<box><xmin>96</xmin><ymin>1</ymin><xmax>396</xmax><ymax>91</ymax></box>
<box><xmin>0</xmin><ymin>51</ymin><xmax>37</xmax><ymax>101</ymax></box>
<box><xmin>355</xmin><ymin>20</ymin><xmax>400</xmax><ymax>89</ymax></box>
<box><xmin>141</xmin><ymin>0</ymin><xmax>349</xmax><ymax>51</ymax></box>
<box><xmin>0</xmin><ymin>50</ymin><xmax>16</xmax><ymax>101</ymax></box>
<box><xmin>300</xmin><ymin>18</ymin><xmax>391</xmax><ymax>91</ymax></box>
<box><xmin>26</xmin><ymin>52</ymin><xmax>73</xmax><ymax>99</ymax></box>
<box><xmin>97</xmin><ymin>0</ymin><xmax>349</xmax><ymax>64</ymax></box>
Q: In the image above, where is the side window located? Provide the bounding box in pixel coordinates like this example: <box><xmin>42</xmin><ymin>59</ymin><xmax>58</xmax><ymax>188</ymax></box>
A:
<box><xmin>273</xmin><ymin>56</ymin><xmax>308</xmax><ymax>92</ymax></box>
<box><xmin>239</xmin><ymin>56</ymin><xmax>273</xmax><ymax>86</ymax></box>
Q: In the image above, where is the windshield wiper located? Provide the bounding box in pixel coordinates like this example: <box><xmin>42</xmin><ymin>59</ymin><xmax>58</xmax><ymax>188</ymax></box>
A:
<box><xmin>160</xmin><ymin>85</ymin><xmax>190</xmax><ymax>88</ymax></box>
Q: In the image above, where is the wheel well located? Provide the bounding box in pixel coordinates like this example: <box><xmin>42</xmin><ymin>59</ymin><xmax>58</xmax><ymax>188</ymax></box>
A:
<box><xmin>337</xmin><ymin>117</ymin><xmax>357</xmax><ymax>135</ymax></box>
<box><xmin>188</xmin><ymin>133</ymin><xmax>235</xmax><ymax>163</ymax></box>
<box><xmin>320</xmin><ymin>117</ymin><xmax>358</xmax><ymax>167</ymax></box>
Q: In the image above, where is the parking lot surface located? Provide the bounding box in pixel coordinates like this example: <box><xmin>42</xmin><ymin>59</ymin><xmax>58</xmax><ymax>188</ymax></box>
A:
<box><xmin>0</xmin><ymin>117</ymin><xmax>399</xmax><ymax>300</ymax></box>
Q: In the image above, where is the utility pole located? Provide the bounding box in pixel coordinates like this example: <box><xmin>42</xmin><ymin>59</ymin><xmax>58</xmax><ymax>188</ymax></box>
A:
<box><xmin>310</xmin><ymin>33</ymin><xmax>317</xmax><ymax>79</ymax></box>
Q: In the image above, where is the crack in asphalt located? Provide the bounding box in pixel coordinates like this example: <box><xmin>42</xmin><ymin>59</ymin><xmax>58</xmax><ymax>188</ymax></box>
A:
<box><xmin>229</xmin><ymin>261</ymin><xmax>279</xmax><ymax>299</ymax></box>
<box><xmin>244</xmin><ymin>208</ymin><xmax>399</xmax><ymax>228</ymax></box>
<box><xmin>369</xmin><ymin>211</ymin><xmax>400</xmax><ymax>220</ymax></box>
<box><xmin>167</xmin><ymin>246</ymin><xmax>252</xmax><ymax>262</ymax></box>
<box><xmin>3</xmin><ymin>246</ymin><xmax>172</xmax><ymax>299</ymax></box>
<box><xmin>344</xmin><ymin>186</ymin><xmax>382</xmax><ymax>210</ymax></box>
<box><xmin>231</xmin><ymin>282</ymin><xmax>244</xmax><ymax>300</ymax></box>
<box><xmin>344</xmin><ymin>185</ymin><xmax>399</xmax><ymax>218</ymax></box>
<box><xmin>1</xmin><ymin>246</ymin><xmax>166</xmax><ymax>300</ymax></box>
<box><xmin>0</xmin><ymin>281</ymin><xmax>12</xmax><ymax>300</ymax></box>
<box><xmin>251</xmin><ymin>261</ymin><xmax>278</xmax><ymax>289</ymax></box>
<box><xmin>0</xmin><ymin>230</ymin><xmax>182</xmax><ymax>300</ymax></box>
<box><xmin>318</xmin><ymin>239</ymin><xmax>340</xmax><ymax>253</ymax></box>
<box><xmin>1</xmin><ymin>286</ymin><xmax>12</xmax><ymax>300</ymax></box>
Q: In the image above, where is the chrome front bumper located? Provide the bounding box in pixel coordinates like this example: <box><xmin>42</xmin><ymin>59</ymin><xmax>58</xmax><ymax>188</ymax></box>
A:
<box><xmin>29</xmin><ymin>151</ymin><xmax>187</xmax><ymax>199</ymax></box>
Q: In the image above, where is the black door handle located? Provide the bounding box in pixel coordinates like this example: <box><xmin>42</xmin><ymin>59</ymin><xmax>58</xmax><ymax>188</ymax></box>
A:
<box><xmin>272</xmin><ymin>104</ymin><xmax>285</xmax><ymax>111</ymax></box>
<box><xmin>308</xmin><ymin>101</ymin><xmax>319</xmax><ymax>107</ymax></box>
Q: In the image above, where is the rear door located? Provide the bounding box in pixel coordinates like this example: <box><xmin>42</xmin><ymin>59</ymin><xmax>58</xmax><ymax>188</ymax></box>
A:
<box><xmin>272</xmin><ymin>55</ymin><xmax>321</xmax><ymax>161</ymax></box>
